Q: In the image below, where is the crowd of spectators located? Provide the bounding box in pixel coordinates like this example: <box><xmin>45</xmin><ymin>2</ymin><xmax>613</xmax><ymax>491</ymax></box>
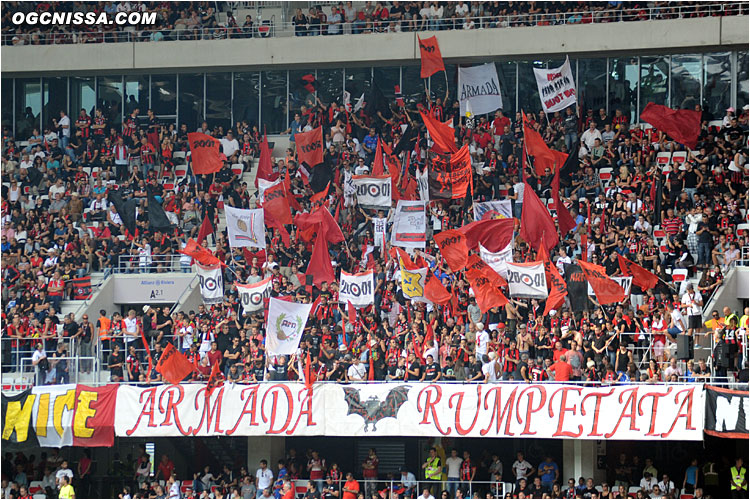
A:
<box><xmin>1</xmin><ymin>1</ymin><xmax>747</xmax><ymax>45</ymax></box>
<box><xmin>1</xmin><ymin>445</ymin><xmax>747</xmax><ymax>499</ymax></box>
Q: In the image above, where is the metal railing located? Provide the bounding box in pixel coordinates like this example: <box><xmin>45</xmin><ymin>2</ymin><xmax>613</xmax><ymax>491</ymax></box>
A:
<box><xmin>112</xmin><ymin>253</ymin><xmax>192</xmax><ymax>274</ymax></box>
<box><xmin>2</xmin><ymin>2</ymin><xmax>745</xmax><ymax>45</ymax></box>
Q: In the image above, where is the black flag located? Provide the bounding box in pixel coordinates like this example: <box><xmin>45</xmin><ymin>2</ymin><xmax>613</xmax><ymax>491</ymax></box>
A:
<box><xmin>107</xmin><ymin>189</ymin><xmax>137</xmax><ymax>237</ymax></box>
<box><xmin>364</xmin><ymin>84</ymin><xmax>392</xmax><ymax>119</ymax></box>
<box><xmin>563</xmin><ymin>263</ymin><xmax>590</xmax><ymax>312</ymax></box>
<box><xmin>558</xmin><ymin>143</ymin><xmax>580</xmax><ymax>187</ymax></box>
<box><xmin>147</xmin><ymin>194</ymin><xmax>174</xmax><ymax>233</ymax></box>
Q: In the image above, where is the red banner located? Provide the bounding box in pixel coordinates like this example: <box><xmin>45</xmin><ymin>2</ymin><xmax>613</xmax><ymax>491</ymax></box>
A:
<box><xmin>578</xmin><ymin>260</ymin><xmax>626</xmax><ymax>305</ymax></box>
<box><xmin>458</xmin><ymin>218</ymin><xmax>515</xmax><ymax>253</ymax></box>
<box><xmin>72</xmin><ymin>277</ymin><xmax>92</xmax><ymax>300</ymax></box>
<box><xmin>520</xmin><ymin>181</ymin><xmax>559</xmax><ymax>253</ymax></box>
<box><xmin>296</xmin><ymin>127</ymin><xmax>324</xmax><ymax>167</ymax></box>
<box><xmin>618</xmin><ymin>254</ymin><xmax>659</xmax><ymax>290</ymax></box>
<box><xmin>640</xmin><ymin>102</ymin><xmax>701</xmax><ymax>149</ymax></box>
<box><xmin>466</xmin><ymin>254</ymin><xmax>507</xmax><ymax>288</ymax></box>
<box><xmin>465</xmin><ymin>268</ymin><xmax>509</xmax><ymax>314</ymax></box>
<box><xmin>522</xmin><ymin>112</ymin><xmax>567</xmax><ymax>177</ymax></box>
<box><xmin>418</xmin><ymin>35</ymin><xmax>445</xmax><ymax>78</ymax></box>
<box><xmin>421</xmin><ymin>111</ymin><xmax>457</xmax><ymax>154</ymax></box>
<box><xmin>72</xmin><ymin>385</ymin><xmax>118</xmax><ymax>447</ymax></box>
<box><xmin>188</xmin><ymin>132</ymin><xmax>223</xmax><ymax>175</ymax></box>
<box><xmin>179</xmin><ymin>239</ymin><xmax>223</xmax><ymax>267</ymax></box>
<box><xmin>428</xmin><ymin>146</ymin><xmax>473</xmax><ymax>200</ymax></box>
<box><xmin>156</xmin><ymin>344</ymin><xmax>194</xmax><ymax>386</ymax></box>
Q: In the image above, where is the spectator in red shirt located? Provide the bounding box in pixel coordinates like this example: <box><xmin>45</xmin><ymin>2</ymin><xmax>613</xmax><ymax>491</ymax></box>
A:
<box><xmin>549</xmin><ymin>355</ymin><xmax>572</xmax><ymax>381</ymax></box>
<box><xmin>156</xmin><ymin>454</ymin><xmax>175</xmax><ymax>482</ymax></box>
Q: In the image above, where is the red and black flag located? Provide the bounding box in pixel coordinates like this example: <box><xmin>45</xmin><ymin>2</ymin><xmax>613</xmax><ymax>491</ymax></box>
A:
<box><xmin>301</xmin><ymin>74</ymin><xmax>316</xmax><ymax>93</ymax></box>
<box><xmin>428</xmin><ymin>145</ymin><xmax>472</xmax><ymax>200</ymax></box>
<box><xmin>578</xmin><ymin>260</ymin><xmax>625</xmax><ymax>305</ymax></box>
<box><xmin>72</xmin><ymin>277</ymin><xmax>92</xmax><ymax>300</ymax></box>
<box><xmin>617</xmin><ymin>254</ymin><xmax>659</xmax><ymax>290</ymax></box>
<box><xmin>394</xmin><ymin>85</ymin><xmax>404</xmax><ymax>107</ymax></box>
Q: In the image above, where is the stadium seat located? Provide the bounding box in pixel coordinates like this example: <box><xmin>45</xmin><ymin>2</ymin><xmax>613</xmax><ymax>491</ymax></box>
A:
<box><xmin>656</xmin><ymin>152</ymin><xmax>671</xmax><ymax>166</ymax></box>
<box><xmin>671</xmin><ymin>151</ymin><xmax>687</xmax><ymax>165</ymax></box>
<box><xmin>175</xmin><ymin>166</ymin><xmax>187</xmax><ymax>178</ymax></box>
<box><xmin>173</xmin><ymin>151</ymin><xmax>187</xmax><ymax>163</ymax></box>
<box><xmin>737</xmin><ymin>223</ymin><xmax>748</xmax><ymax>236</ymax></box>
<box><xmin>91</xmin><ymin>167</ymin><xmax>100</xmax><ymax>178</ymax></box>
<box><xmin>708</xmin><ymin>120</ymin><xmax>723</xmax><ymax>133</ymax></box>
<box><xmin>653</xmin><ymin>229</ymin><xmax>666</xmax><ymax>238</ymax></box>
<box><xmin>163</xmin><ymin>182</ymin><xmax>175</xmax><ymax>191</ymax></box>
<box><xmin>33</xmin><ymin>495</ymin><xmax>46</xmax><ymax>499</ymax></box>
<box><xmin>231</xmin><ymin>163</ymin><xmax>244</xmax><ymax>176</ymax></box>
<box><xmin>679</xmin><ymin>495</ymin><xmax>693</xmax><ymax>499</ymax></box>
<box><xmin>672</xmin><ymin>269</ymin><xmax>688</xmax><ymax>282</ymax></box>
<box><xmin>599</xmin><ymin>167</ymin><xmax>613</xmax><ymax>182</ymax></box>
<box><xmin>180</xmin><ymin>484</ymin><xmax>192</xmax><ymax>495</ymax></box>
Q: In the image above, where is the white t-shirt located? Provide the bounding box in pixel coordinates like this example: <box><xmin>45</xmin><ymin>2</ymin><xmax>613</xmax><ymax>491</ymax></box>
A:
<box><xmin>124</xmin><ymin>317</ymin><xmax>138</xmax><ymax>344</ymax></box>
<box><xmin>512</xmin><ymin>459</ymin><xmax>532</xmax><ymax>480</ymax></box>
<box><xmin>681</xmin><ymin>291</ymin><xmax>702</xmax><ymax>316</ymax></box>
<box><xmin>482</xmin><ymin>360</ymin><xmax>500</xmax><ymax>382</ymax></box>
<box><xmin>256</xmin><ymin>468</ymin><xmax>273</xmax><ymax>490</ymax></box>
<box><xmin>445</xmin><ymin>456</ymin><xmax>463</xmax><ymax>479</ymax></box>
<box><xmin>513</xmin><ymin>182</ymin><xmax>525</xmax><ymax>203</ymax></box>
<box><xmin>56</xmin><ymin>468</ymin><xmax>74</xmax><ymax>484</ymax></box>
<box><xmin>347</xmin><ymin>363</ymin><xmax>367</xmax><ymax>381</ymax></box>
<box><xmin>58</xmin><ymin>115</ymin><xmax>71</xmax><ymax>138</ymax></box>
<box><xmin>475</xmin><ymin>330</ymin><xmax>490</xmax><ymax>357</ymax></box>
<box><xmin>417</xmin><ymin>494</ymin><xmax>435</xmax><ymax>500</ymax></box>
<box><xmin>670</xmin><ymin>309</ymin><xmax>685</xmax><ymax>332</ymax></box>
<box><xmin>220</xmin><ymin>137</ymin><xmax>239</xmax><ymax>157</ymax></box>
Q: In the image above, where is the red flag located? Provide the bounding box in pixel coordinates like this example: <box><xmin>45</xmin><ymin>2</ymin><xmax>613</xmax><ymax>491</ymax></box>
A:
<box><xmin>551</xmin><ymin>165</ymin><xmax>578</xmax><ymax>236</ymax></box>
<box><xmin>284</xmin><ymin>174</ymin><xmax>303</xmax><ymax>212</ymax></box>
<box><xmin>465</xmin><ymin>268</ymin><xmax>508</xmax><ymax>314</ymax></box>
<box><xmin>179</xmin><ymin>239</ymin><xmax>223</xmax><ymax>267</ymax></box>
<box><xmin>581</xmin><ymin>234</ymin><xmax>588</xmax><ymax>262</ymax></box>
<box><xmin>206</xmin><ymin>361</ymin><xmax>224</xmax><ymax>398</ymax></box>
<box><xmin>640</xmin><ymin>102</ymin><xmax>701</xmax><ymax>149</ymax></box>
<box><xmin>264</xmin><ymin>212</ymin><xmax>291</xmax><ymax>248</ymax></box>
<box><xmin>372</xmin><ymin>137</ymin><xmax>385</xmax><ymax>176</ymax></box>
<box><xmin>306</xmin><ymin>229</ymin><xmax>335</xmax><ymax>287</ymax></box>
<box><xmin>347</xmin><ymin>301</ymin><xmax>356</xmax><ymax>325</ymax></box>
<box><xmin>243</xmin><ymin>248</ymin><xmax>266</xmax><ymax>269</ymax></box>
<box><xmin>256</xmin><ymin>130</ymin><xmax>275</xmax><ymax>187</ymax></box>
<box><xmin>542</xmin><ymin>260</ymin><xmax>567</xmax><ymax>316</ymax></box>
<box><xmin>156</xmin><ymin>343</ymin><xmax>194</xmax><ymax>385</ymax></box>
<box><xmin>262</xmin><ymin>180</ymin><xmax>293</xmax><ymax>225</ymax></box>
<box><xmin>391</xmin><ymin>247</ymin><xmax>419</xmax><ymax>270</ymax></box>
<box><xmin>188</xmin><ymin>132</ymin><xmax>223</xmax><ymax>175</ymax></box>
<box><xmin>618</xmin><ymin>254</ymin><xmax>659</xmax><ymax>290</ymax></box>
<box><xmin>310</xmin><ymin>182</ymin><xmax>330</xmax><ymax>206</ymax></box>
<box><xmin>294</xmin><ymin>206</ymin><xmax>345</xmax><ymax>245</ymax></box>
<box><xmin>418</xmin><ymin>35</ymin><xmax>445</xmax><ymax>78</ymax></box>
<box><xmin>296</xmin><ymin>126</ymin><xmax>324</xmax><ymax>167</ymax></box>
<box><xmin>368</xmin><ymin>333</ymin><xmax>375</xmax><ymax>381</ymax></box>
<box><xmin>424</xmin><ymin>272</ymin><xmax>452</xmax><ymax>305</ymax></box>
<box><xmin>420</xmin><ymin>111</ymin><xmax>457</xmax><ymax>154</ymax></box>
<box><xmin>196</xmin><ymin>213</ymin><xmax>213</xmax><ymax>245</ymax></box>
<box><xmin>522</xmin><ymin>112</ymin><xmax>568</xmax><ymax>177</ymax></box>
<box><xmin>304</xmin><ymin>350</ymin><xmax>314</xmax><ymax>390</ymax></box>
<box><xmin>458</xmin><ymin>218</ymin><xmax>515</xmax><ymax>253</ymax></box>
<box><xmin>578</xmin><ymin>260</ymin><xmax>626</xmax><ymax>305</ymax></box>
<box><xmin>520</xmin><ymin>182</ymin><xmax>559</xmax><ymax>253</ymax></box>
<box><xmin>537</xmin><ymin>243</ymin><xmax>550</xmax><ymax>262</ymax></box>
<box><xmin>465</xmin><ymin>254</ymin><xmax>508</xmax><ymax>288</ymax></box>
<box><xmin>434</xmin><ymin>229</ymin><xmax>469</xmax><ymax>272</ymax></box>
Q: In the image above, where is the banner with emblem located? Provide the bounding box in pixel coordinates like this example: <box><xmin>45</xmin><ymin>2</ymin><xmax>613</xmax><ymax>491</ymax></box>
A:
<box><xmin>265</xmin><ymin>298</ymin><xmax>314</xmax><ymax>356</ymax></box>
<box><xmin>473</xmin><ymin>200</ymin><xmax>512</xmax><ymax>221</ymax></box>
<box><xmin>391</xmin><ymin>200</ymin><xmax>426</xmax><ymax>249</ymax></box>
<box><xmin>352</xmin><ymin>175</ymin><xmax>392</xmax><ymax>210</ymax></box>
<box><xmin>224</xmin><ymin>206</ymin><xmax>266</xmax><ymax>249</ymax></box>
<box><xmin>399</xmin><ymin>266</ymin><xmax>431</xmax><ymax>304</ymax></box>
<box><xmin>236</xmin><ymin>277</ymin><xmax>272</xmax><ymax>314</ymax></box>
<box><xmin>196</xmin><ymin>263</ymin><xmax>224</xmax><ymax>305</ymax></box>
<box><xmin>339</xmin><ymin>271</ymin><xmax>375</xmax><ymax>307</ymax></box>
<box><xmin>506</xmin><ymin>262</ymin><xmax>548</xmax><ymax>299</ymax></box>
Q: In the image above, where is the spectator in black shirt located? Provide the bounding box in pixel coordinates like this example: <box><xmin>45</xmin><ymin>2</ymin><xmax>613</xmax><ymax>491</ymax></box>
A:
<box><xmin>108</xmin><ymin>344</ymin><xmax>124</xmax><ymax>382</ymax></box>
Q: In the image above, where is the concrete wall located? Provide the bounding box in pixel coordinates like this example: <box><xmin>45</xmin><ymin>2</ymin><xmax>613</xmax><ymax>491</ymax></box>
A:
<box><xmin>3</xmin><ymin>16</ymin><xmax>747</xmax><ymax>76</ymax></box>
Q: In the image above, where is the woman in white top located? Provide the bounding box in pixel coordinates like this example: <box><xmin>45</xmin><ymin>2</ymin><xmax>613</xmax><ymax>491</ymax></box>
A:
<box><xmin>331</xmin><ymin>119</ymin><xmax>346</xmax><ymax>145</ymax></box>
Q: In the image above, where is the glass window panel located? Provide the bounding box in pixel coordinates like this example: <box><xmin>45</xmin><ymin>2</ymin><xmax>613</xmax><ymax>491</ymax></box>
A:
<box><xmin>206</xmin><ymin>73</ymin><xmax>231</xmax><ymax>132</ymax></box>
<box><xmin>344</xmin><ymin>67</ymin><xmax>372</xmax><ymax>100</ymax></box>
<box><xmin>639</xmin><ymin>56</ymin><xmax>669</xmax><ymax>115</ymax></box>
<box><xmin>496</xmin><ymin>61</ymin><xmax>517</xmax><ymax>115</ymax></box>
<box><xmin>97</xmin><ymin>76</ymin><xmax>123</xmax><ymax>127</ymax></box>
<box><xmin>373</xmin><ymin>67</ymin><xmax>400</xmax><ymax>101</ymax></box>
<box><xmin>608</xmin><ymin>57</ymin><xmax>638</xmax><ymax>124</ymax></box>
<box><xmin>42</xmin><ymin>76</ymin><xmax>67</xmax><ymax>132</ymax></box>
<box><xmin>402</xmin><ymin>65</ymin><xmax>426</xmax><ymax>108</ymax></box>
<box><xmin>703</xmin><ymin>52</ymin><xmax>732</xmax><ymax>120</ymax></box>
<box><xmin>233</xmin><ymin>72</ymin><xmax>260</xmax><ymax>129</ymax></box>
<box><xmin>150</xmin><ymin>74</ymin><xmax>177</xmax><ymax>116</ymax></box>
<box><xmin>15</xmin><ymin>78</ymin><xmax>41</xmax><ymax>140</ymax></box>
<box><xmin>289</xmin><ymin>70</ymin><xmax>316</xmax><ymax>127</ymax></box>
<box><xmin>1</xmin><ymin>79</ymin><xmax>12</xmax><ymax>133</ymax></box>
<box><xmin>317</xmin><ymin>69</ymin><xmax>343</xmax><ymax>107</ymax></box>
<box><xmin>178</xmin><ymin>74</ymin><xmax>204</xmax><ymax>131</ymax></box>
<box><xmin>671</xmin><ymin>54</ymin><xmax>701</xmax><ymax>110</ymax></box>
<box><xmin>578</xmin><ymin>58</ymin><xmax>608</xmax><ymax>115</ymax></box>
<box><xmin>260</xmin><ymin>70</ymin><xmax>287</xmax><ymax>134</ymax></box>
<box><xmin>69</xmin><ymin>78</ymin><xmax>95</xmax><ymax>131</ymax></box>
<box><xmin>517</xmin><ymin>60</ymin><xmax>545</xmax><ymax>114</ymax></box>
<box><xmin>124</xmin><ymin>75</ymin><xmax>149</xmax><ymax>116</ymax></box>
<box><xmin>739</xmin><ymin>51</ymin><xmax>749</xmax><ymax>114</ymax></box>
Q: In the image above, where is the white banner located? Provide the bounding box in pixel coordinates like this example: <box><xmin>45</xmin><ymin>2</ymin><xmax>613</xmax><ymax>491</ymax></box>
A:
<box><xmin>506</xmin><ymin>262</ymin><xmax>548</xmax><ymax>299</ymax></box>
<box><xmin>225</xmin><ymin>206</ymin><xmax>266</xmax><ymax>249</ymax></box>
<box><xmin>339</xmin><ymin>271</ymin><xmax>375</xmax><ymax>306</ymax></box>
<box><xmin>473</xmin><ymin>200</ymin><xmax>512</xmax><ymax>221</ymax></box>
<box><xmin>266</xmin><ymin>298</ymin><xmax>313</xmax><ymax>356</ymax></box>
<box><xmin>352</xmin><ymin>175</ymin><xmax>392</xmax><ymax>209</ymax></box>
<box><xmin>113</xmin><ymin>383</ymin><xmax>704</xmax><ymax>440</ymax></box>
<box><xmin>391</xmin><ymin>200</ymin><xmax>426</xmax><ymax>249</ymax></box>
<box><xmin>458</xmin><ymin>63</ymin><xmax>504</xmax><ymax>116</ymax></box>
<box><xmin>479</xmin><ymin>242</ymin><xmax>514</xmax><ymax>278</ymax></box>
<box><xmin>417</xmin><ymin>167</ymin><xmax>429</xmax><ymax>202</ymax></box>
<box><xmin>533</xmin><ymin>56</ymin><xmax>577</xmax><ymax>113</ymax></box>
<box><xmin>197</xmin><ymin>263</ymin><xmax>224</xmax><ymax>305</ymax></box>
<box><xmin>373</xmin><ymin>218</ymin><xmax>388</xmax><ymax>248</ymax></box>
<box><xmin>589</xmin><ymin>276</ymin><xmax>632</xmax><ymax>297</ymax></box>
<box><xmin>237</xmin><ymin>277</ymin><xmax>272</xmax><ymax>314</ymax></box>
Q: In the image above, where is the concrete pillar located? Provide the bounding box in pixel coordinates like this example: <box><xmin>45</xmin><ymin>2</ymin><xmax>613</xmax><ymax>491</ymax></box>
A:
<box><xmin>247</xmin><ymin>436</ymin><xmax>286</xmax><ymax>474</ymax></box>
<box><xmin>562</xmin><ymin>439</ymin><xmax>606</xmax><ymax>485</ymax></box>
